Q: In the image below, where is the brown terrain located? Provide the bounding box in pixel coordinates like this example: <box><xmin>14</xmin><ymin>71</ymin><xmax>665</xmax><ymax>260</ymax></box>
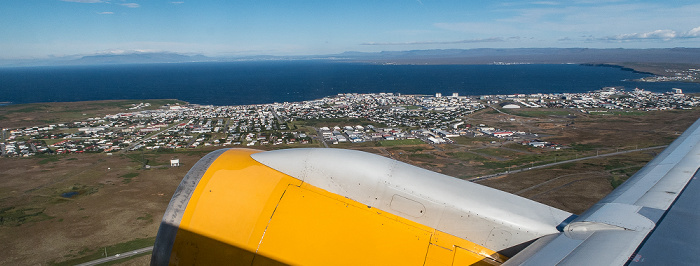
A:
<box><xmin>0</xmin><ymin>99</ymin><xmax>185</xmax><ymax>129</ymax></box>
<box><xmin>1</xmin><ymin>101</ymin><xmax>699</xmax><ymax>265</ymax></box>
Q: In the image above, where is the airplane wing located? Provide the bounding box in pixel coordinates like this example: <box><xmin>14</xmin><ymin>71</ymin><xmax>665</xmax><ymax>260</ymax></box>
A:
<box><xmin>504</xmin><ymin>118</ymin><xmax>700</xmax><ymax>265</ymax></box>
<box><xmin>152</xmin><ymin>118</ymin><xmax>700</xmax><ymax>265</ymax></box>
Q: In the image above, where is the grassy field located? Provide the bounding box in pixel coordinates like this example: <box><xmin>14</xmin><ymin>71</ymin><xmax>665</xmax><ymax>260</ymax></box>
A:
<box><xmin>473</xmin><ymin>147</ymin><xmax>527</xmax><ymax>157</ymax></box>
<box><xmin>506</xmin><ymin>109</ymin><xmax>574</xmax><ymax>118</ymax></box>
<box><xmin>0</xmin><ymin>99</ymin><xmax>186</xmax><ymax>128</ymax></box>
<box><xmin>450</xmin><ymin>135</ymin><xmax>499</xmax><ymax>145</ymax></box>
<box><xmin>378</xmin><ymin>139</ymin><xmax>424</xmax><ymax>146</ymax></box>
<box><xmin>50</xmin><ymin>237</ymin><xmax>155</xmax><ymax>266</ymax></box>
<box><xmin>0</xmin><ymin>150</ymin><xmax>197</xmax><ymax>265</ymax></box>
<box><xmin>587</xmin><ymin>110</ymin><xmax>650</xmax><ymax>116</ymax></box>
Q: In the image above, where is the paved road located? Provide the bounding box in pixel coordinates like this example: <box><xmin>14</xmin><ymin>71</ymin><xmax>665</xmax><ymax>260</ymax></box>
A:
<box><xmin>125</xmin><ymin>123</ymin><xmax>180</xmax><ymax>151</ymax></box>
<box><xmin>469</xmin><ymin>145</ymin><xmax>668</xmax><ymax>182</ymax></box>
<box><xmin>75</xmin><ymin>246</ymin><xmax>153</xmax><ymax>266</ymax></box>
<box><xmin>488</xmin><ymin>104</ymin><xmax>508</xmax><ymax>115</ymax></box>
<box><xmin>319</xmin><ymin>137</ymin><xmax>329</xmax><ymax>148</ymax></box>
<box><xmin>313</xmin><ymin>127</ymin><xmax>329</xmax><ymax>148</ymax></box>
<box><xmin>270</xmin><ymin>108</ymin><xmax>285</xmax><ymax>125</ymax></box>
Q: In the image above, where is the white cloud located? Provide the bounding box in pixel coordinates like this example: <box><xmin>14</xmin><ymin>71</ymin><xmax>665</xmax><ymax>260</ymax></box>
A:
<box><xmin>361</xmin><ymin>37</ymin><xmax>504</xmax><ymax>46</ymax></box>
<box><xmin>442</xmin><ymin>2</ymin><xmax>700</xmax><ymax>47</ymax></box>
<box><xmin>606</xmin><ymin>29</ymin><xmax>677</xmax><ymax>41</ymax></box>
<box><xmin>97</xmin><ymin>11</ymin><xmax>114</xmax><ymax>15</ymax></box>
<box><xmin>601</xmin><ymin>27</ymin><xmax>700</xmax><ymax>41</ymax></box>
<box><xmin>685</xmin><ymin>26</ymin><xmax>700</xmax><ymax>37</ymax></box>
<box><xmin>171</xmin><ymin>1</ymin><xmax>185</xmax><ymax>4</ymax></box>
<box><xmin>119</xmin><ymin>3</ymin><xmax>140</xmax><ymax>8</ymax></box>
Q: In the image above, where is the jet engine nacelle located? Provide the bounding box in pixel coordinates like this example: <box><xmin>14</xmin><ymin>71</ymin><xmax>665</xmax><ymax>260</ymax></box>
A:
<box><xmin>152</xmin><ymin>148</ymin><xmax>571</xmax><ymax>265</ymax></box>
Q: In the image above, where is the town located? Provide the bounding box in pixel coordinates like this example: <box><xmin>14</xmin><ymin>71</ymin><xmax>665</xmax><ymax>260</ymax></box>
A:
<box><xmin>637</xmin><ymin>68</ymin><xmax>700</xmax><ymax>83</ymax></box>
<box><xmin>1</xmin><ymin>87</ymin><xmax>698</xmax><ymax>157</ymax></box>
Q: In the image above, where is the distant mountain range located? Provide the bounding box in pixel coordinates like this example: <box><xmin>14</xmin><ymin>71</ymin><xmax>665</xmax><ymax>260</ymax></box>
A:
<box><xmin>71</xmin><ymin>52</ymin><xmax>212</xmax><ymax>65</ymax></box>
<box><xmin>334</xmin><ymin>48</ymin><xmax>700</xmax><ymax>65</ymax></box>
<box><xmin>0</xmin><ymin>52</ymin><xmax>214</xmax><ymax>67</ymax></box>
<box><xmin>2</xmin><ymin>48</ymin><xmax>700</xmax><ymax>67</ymax></box>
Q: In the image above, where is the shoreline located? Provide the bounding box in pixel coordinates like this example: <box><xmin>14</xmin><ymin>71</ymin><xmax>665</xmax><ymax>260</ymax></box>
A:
<box><xmin>1</xmin><ymin>62</ymin><xmax>699</xmax><ymax>107</ymax></box>
<box><xmin>593</xmin><ymin>62</ymin><xmax>700</xmax><ymax>83</ymax></box>
<box><xmin>581</xmin><ymin>63</ymin><xmax>656</xmax><ymax>76</ymax></box>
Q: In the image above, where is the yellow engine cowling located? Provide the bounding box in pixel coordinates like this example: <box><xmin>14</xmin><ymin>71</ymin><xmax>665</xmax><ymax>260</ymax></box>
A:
<box><xmin>152</xmin><ymin>148</ymin><xmax>507</xmax><ymax>265</ymax></box>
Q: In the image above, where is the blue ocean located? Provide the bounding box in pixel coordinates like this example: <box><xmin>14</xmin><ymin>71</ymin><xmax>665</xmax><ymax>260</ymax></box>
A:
<box><xmin>1</xmin><ymin>61</ymin><xmax>699</xmax><ymax>106</ymax></box>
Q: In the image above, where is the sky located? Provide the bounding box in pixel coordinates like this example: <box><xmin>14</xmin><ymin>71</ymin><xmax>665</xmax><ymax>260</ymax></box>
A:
<box><xmin>1</xmin><ymin>0</ymin><xmax>699</xmax><ymax>59</ymax></box>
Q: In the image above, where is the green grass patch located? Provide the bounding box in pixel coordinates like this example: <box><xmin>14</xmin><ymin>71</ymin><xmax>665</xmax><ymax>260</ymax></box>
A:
<box><xmin>480</xmin><ymin>156</ymin><xmax>540</xmax><ymax>169</ymax></box>
<box><xmin>510</xmin><ymin>110</ymin><xmax>573</xmax><ymax>118</ymax></box>
<box><xmin>570</xmin><ymin>143</ymin><xmax>597</xmax><ymax>151</ymax></box>
<box><xmin>51</xmin><ymin>237</ymin><xmax>156</xmax><ymax>266</ymax></box>
<box><xmin>402</xmin><ymin>146</ymin><xmax>427</xmax><ymax>153</ymax></box>
<box><xmin>604</xmin><ymin>159</ymin><xmax>629</xmax><ymax>170</ymax></box>
<box><xmin>121</xmin><ymin>173</ymin><xmax>140</xmax><ymax>179</ymax></box>
<box><xmin>554</xmin><ymin>162</ymin><xmax>576</xmax><ymax>170</ymax></box>
<box><xmin>610</xmin><ymin>176</ymin><xmax>627</xmax><ymax>189</ymax></box>
<box><xmin>122</xmin><ymin>153</ymin><xmax>144</xmax><ymax>164</ymax></box>
<box><xmin>38</xmin><ymin>157</ymin><xmax>60</xmax><ymax>164</ymax></box>
<box><xmin>450</xmin><ymin>136</ymin><xmax>498</xmax><ymax>145</ymax></box>
<box><xmin>136</xmin><ymin>213</ymin><xmax>153</xmax><ymax>223</ymax></box>
<box><xmin>474</xmin><ymin>148</ymin><xmax>525</xmax><ymax>158</ymax></box>
<box><xmin>0</xmin><ymin>207</ymin><xmax>54</xmax><ymax>226</ymax></box>
<box><xmin>148</xmin><ymin>149</ymin><xmax>210</xmax><ymax>157</ymax></box>
<box><xmin>120</xmin><ymin>172</ymin><xmax>140</xmax><ymax>184</ymax></box>
<box><xmin>450</xmin><ymin>150</ymin><xmax>571</xmax><ymax>171</ymax></box>
<box><xmin>378</xmin><ymin>139</ymin><xmax>424</xmax><ymax>146</ymax></box>
<box><xmin>408</xmin><ymin>153</ymin><xmax>436</xmax><ymax>159</ymax></box>
<box><xmin>124</xmin><ymin>152</ymin><xmax>168</xmax><ymax>166</ymax></box>
<box><xmin>2</xmin><ymin>104</ymin><xmax>49</xmax><ymax>114</ymax></box>
<box><xmin>609</xmin><ymin>164</ymin><xmax>645</xmax><ymax>175</ymax></box>
<box><xmin>447</xmin><ymin>152</ymin><xmax>488</xmax><ymax>162</ymax></box>
<box><xmin>589</xmin><ymin>110</ymin><xmax>649</xmax><ymax>116</ymax></box>
<box><xmin>617</xmin><ymin>111</ymin><xmax>649</xmax><ymax>116</ymax></box>
<box><xmin>503</xmin><ymin>143</ymin><xmax>537</xmax><ymax>152</ymax></box>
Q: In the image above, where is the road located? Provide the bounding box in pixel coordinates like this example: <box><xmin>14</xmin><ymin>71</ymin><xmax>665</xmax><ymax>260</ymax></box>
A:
<box><xmin>270</xmin><ymin>108</ymin><xmax>285</xmax><ymax>125</ymax></box>
<box><xmin>469</xmin><ymin>145</ymin><xmax>668</xmax><ymax>182</ymax></box>
<box><xmin>488</xmin><ymin>104</ymin><xmax>508</xmax><ymax>115</ymax></box>
<box><xmin>125</xmin><ymin>123</ymin><xmax>180</xmax><ymax>151</ymax></box>
<box><xmin>75</xmin><ymin>246</ymin><xmax>153</xmax><ymax>266</ymax></box>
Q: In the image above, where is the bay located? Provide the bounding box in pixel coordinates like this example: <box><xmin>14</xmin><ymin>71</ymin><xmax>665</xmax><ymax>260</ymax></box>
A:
<box><xmin>1</xmin><ymin>61</ymin><xmax>698</xmax><ymax>106</ymax></box>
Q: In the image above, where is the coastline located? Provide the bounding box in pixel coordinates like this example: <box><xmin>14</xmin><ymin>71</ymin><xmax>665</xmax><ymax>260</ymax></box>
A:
<box><xmin>4</xmin><ymin>63</ymin><xmax>700</xmax><ymax>107</ymax></box>
<box><xmin>581</xmin><ymin>63</ymin><xmax>656</xmax><ymax>76</ymax></box>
